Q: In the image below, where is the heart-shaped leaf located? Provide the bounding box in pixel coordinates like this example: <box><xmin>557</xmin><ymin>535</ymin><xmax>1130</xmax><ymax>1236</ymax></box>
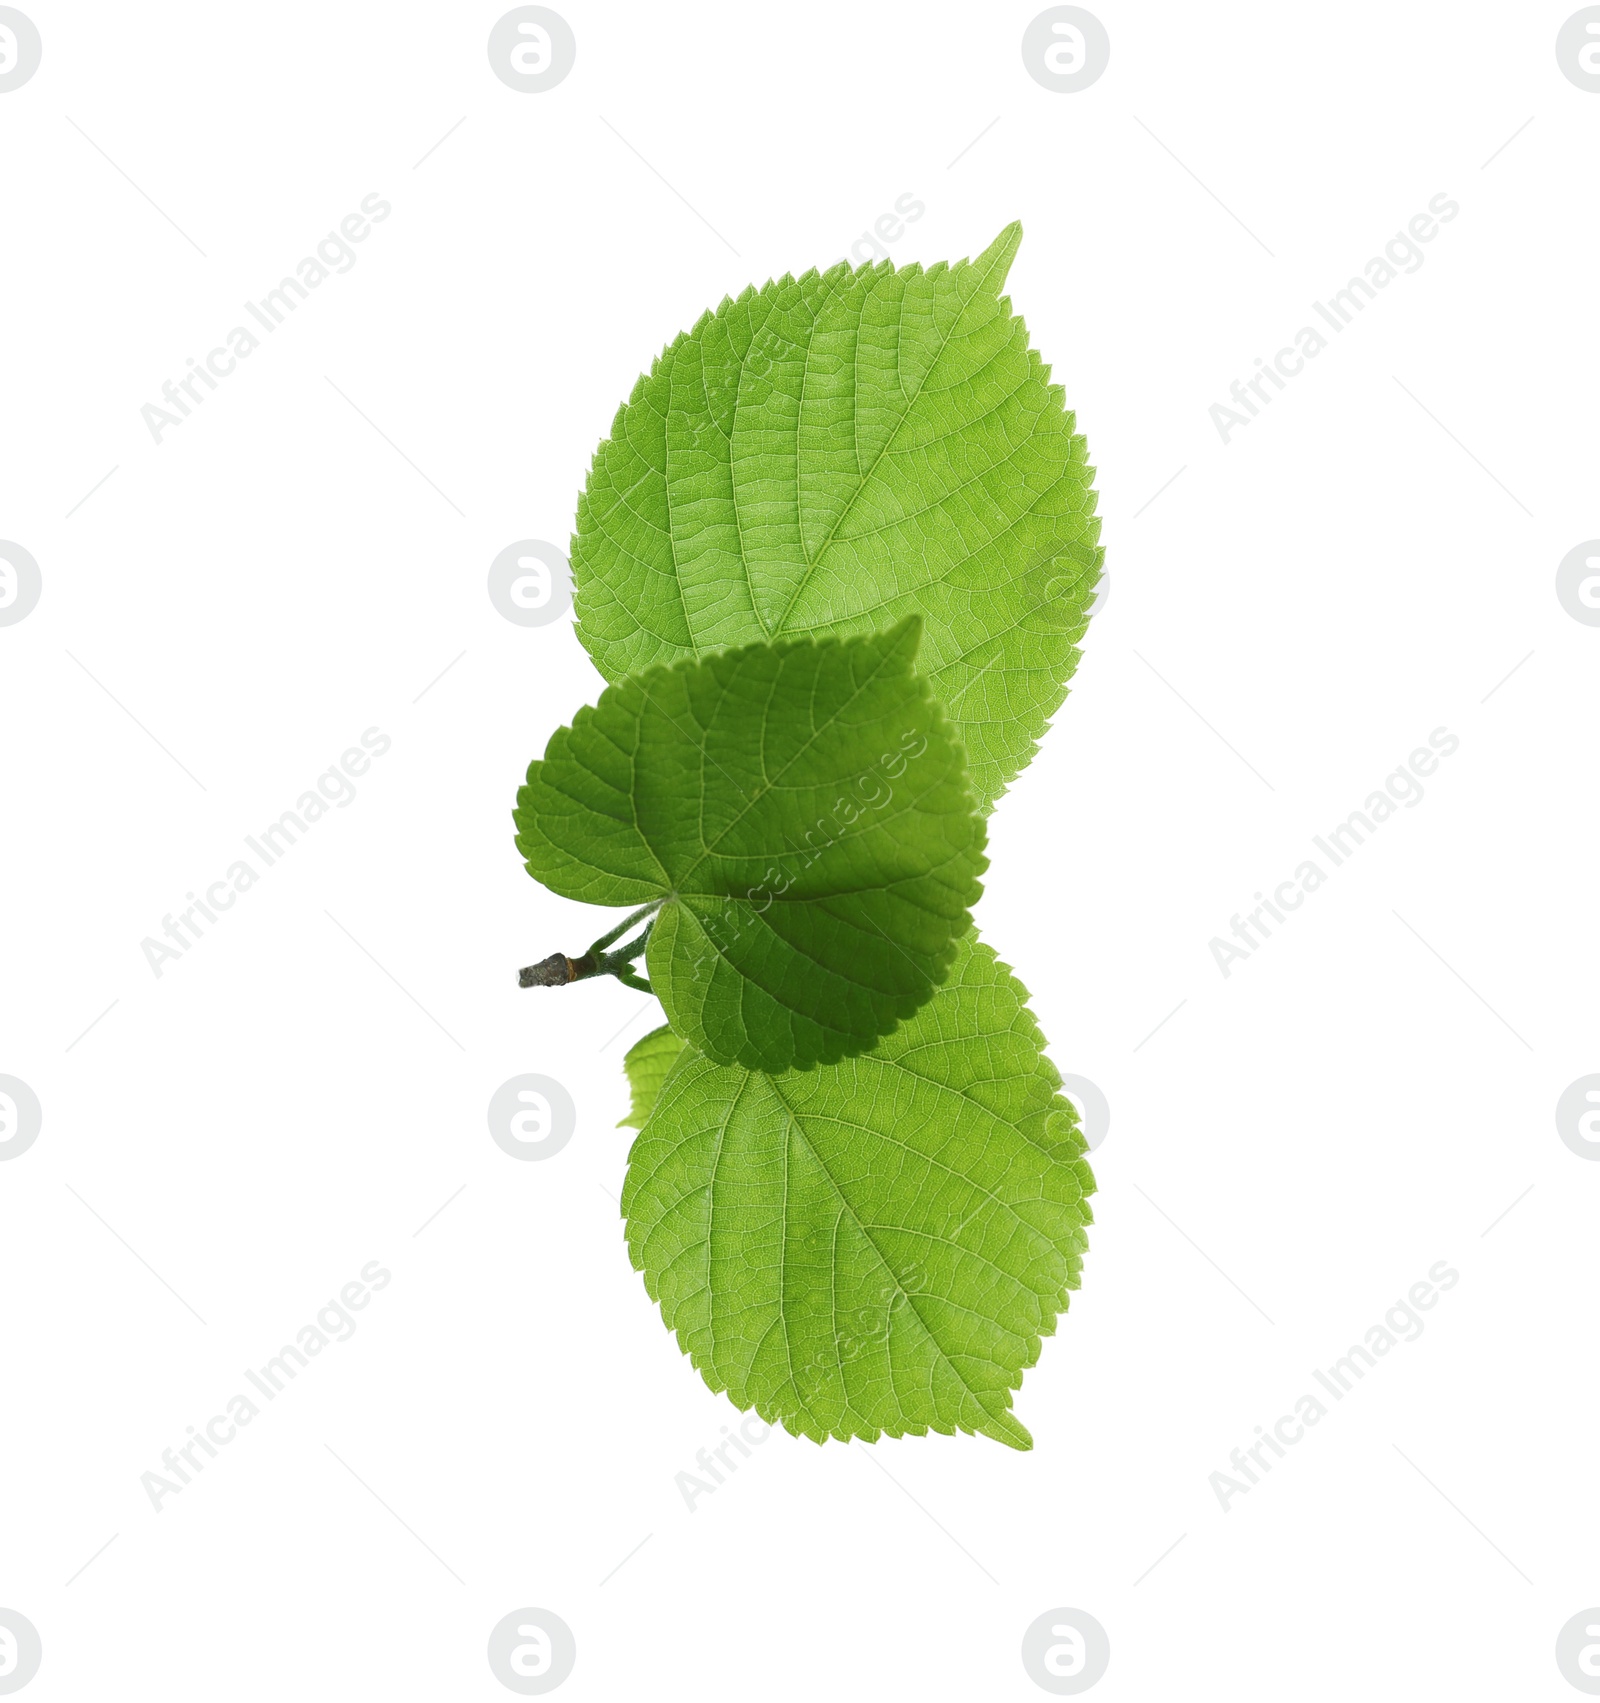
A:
<box><xmin>570</xmin><ymin>223</ymin><xmax>1101</xmax><ymax>812</ymax></box>
<box><xmin>622</xmin><ymin>931</ymin><xmax>1095</xmax><ymax>1448</ymax></box>
<box><xmin>513</xmin><ymin>618</ymin><xmax>986</xmax><ymax>1071</ymax></box>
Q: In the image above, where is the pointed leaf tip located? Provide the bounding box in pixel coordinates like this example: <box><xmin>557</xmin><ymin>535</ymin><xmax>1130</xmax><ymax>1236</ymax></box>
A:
<box><xmin>975</xmin><ymin>221</ymin><xmax>1024</xmax><ymax>286</ymax></box>
<box><xmin>887</xmin><ymin>611</ymin><xmax>924</xmax><ymax>658</ymax></box>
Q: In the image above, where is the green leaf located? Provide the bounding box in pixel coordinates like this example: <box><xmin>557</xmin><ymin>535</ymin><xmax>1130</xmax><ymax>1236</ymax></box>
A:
<box><xmin>513</xmin><ymin>618</ymin><xmax>986</xmax><ymax>1072</ymax></box>
<box><xmin>621</xmin><ymin>932</ymin><xmax>1094</xmax><ymax>1448</ymax></box>
<box><xmin>618</xmin><ymin>1024</ymin><xmax>684</xmax><ymax>1129</ymax></box>
<box><xmin>571</xmin><ymin>222</ymin><xmax>1101</xmax><ymax>812</ymax></box>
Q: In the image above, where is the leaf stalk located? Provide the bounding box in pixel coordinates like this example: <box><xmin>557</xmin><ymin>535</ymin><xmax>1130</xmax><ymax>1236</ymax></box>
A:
<box><xmin>517</xmin><ymin>901</ymin><xmax>661</xmax><ymax>992</ymax></box>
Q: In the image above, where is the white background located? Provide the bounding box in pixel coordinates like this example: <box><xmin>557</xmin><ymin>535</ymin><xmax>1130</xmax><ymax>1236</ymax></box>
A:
<box><xmin>2</xmin><ymin>2</ymin><xmax>1597</xmax><ymax>1697</ymax></box>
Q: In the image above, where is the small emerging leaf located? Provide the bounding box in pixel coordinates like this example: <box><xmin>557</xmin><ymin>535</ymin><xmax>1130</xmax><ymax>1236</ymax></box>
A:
<box><xmin>618</xmin><ymin>1024</ymin><xmax>684</xmax><ymax>1129</ymax></box>
<box><xmin>571</xmin><ymin>223</ymin><xmax>1102</xmax><ymax>811</ymax></box>
<box><xmin>513</xmin><ymin>619</ymin><xmax>986</xmax><ymax>1072</ymax></box>
<box><xmin>622</xmin><ymin>932</ymin><xmax>1094</xmax><ymax>1448</ymax></box>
